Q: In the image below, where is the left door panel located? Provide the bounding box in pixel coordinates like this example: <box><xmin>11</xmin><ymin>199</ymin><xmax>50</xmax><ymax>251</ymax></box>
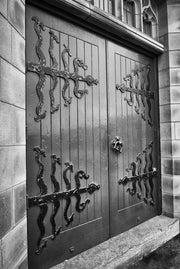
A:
<box><xmin>26</xmin><ymin>5</ymin><xmax>109</xmax><ymax>269</ymax></box>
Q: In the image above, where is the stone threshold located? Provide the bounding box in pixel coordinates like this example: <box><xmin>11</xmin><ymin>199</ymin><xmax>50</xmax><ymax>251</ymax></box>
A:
<box><xmin>51</xmin><ymin>215</ymin><xmax>179</xmax><ymax>269</ymax></box>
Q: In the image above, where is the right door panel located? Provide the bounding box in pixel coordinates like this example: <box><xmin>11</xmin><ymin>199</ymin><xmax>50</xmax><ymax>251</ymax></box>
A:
<box><xmin>107</xmin><ymin>41</ymin><xmax>160</xmax><ymax>236</ymax></box>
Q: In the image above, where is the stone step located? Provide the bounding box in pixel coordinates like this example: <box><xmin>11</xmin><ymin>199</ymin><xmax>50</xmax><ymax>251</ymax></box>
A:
<box><xmin>50</xmin><ymin>215</ymin><xmax>179</xmax><ymax>269</ymax></box>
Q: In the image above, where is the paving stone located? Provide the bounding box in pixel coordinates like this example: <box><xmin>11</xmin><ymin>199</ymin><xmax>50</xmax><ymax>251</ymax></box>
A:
<box><xmin>11</xmin><ymin>27</ymin><xmax>25</xmax><ymax>73</ymax></box>
<box><xmin>0</xmin><ymin>189</ymin><xmax>13</xmax><ymax>239</ymax></box>
<box><xmin>0</xmin><ymin>146</ymin><xmax>26</xmax><ymax>193</ymax></box>
<box><xmin>8</xmin><ymin>0</ymin><xmax>25</xmax><ymax>37</ymax></box>
<box><xmin>0</xmin><ymin>58</ymin><xmax>25</xmax><ymax>108</ymax></box>
<box><xmin>0</xmin><ymin>0</ymin><xmax>7</xmax><ymax>17</ymax></box>
<box><xmin>0</xmin><ymin>14</ymin><xmax>11</xmax><ymax>62</ymax></box>
<box><xmin>14</xmin><ymin>183</ymin><xmax>26</xmax><ymax>224</ymax></box>
<box><xmin>1</xmin><ymin>218</ymin><xmax>27</xmax><ymax>269</ymax></box>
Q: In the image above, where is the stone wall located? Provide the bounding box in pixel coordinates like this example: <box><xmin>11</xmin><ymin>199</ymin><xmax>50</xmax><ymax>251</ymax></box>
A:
<box><xmin>158</xmin><ymin>0</ymin><xmax>180</xmax><ymax>218</ymax></box>
<box><xmin>0</xmin><ymin>0</ymin><xmax>27</xmax><ymax>268</ymax></box>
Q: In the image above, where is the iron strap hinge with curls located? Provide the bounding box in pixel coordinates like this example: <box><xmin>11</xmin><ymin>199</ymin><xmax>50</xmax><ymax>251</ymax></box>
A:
<box><xmin>118</xmin><ymin>141</ymin><xmax>157</xmax><ymax>206</ymax></box>
<box><xmin>27</xmin><ymin>16</ymin><xmax>98</xmax><ymax>122</ymax></box>
<box><xmin>28</xmin><ymin>146</ymin><xmax>100</xmax><ymax>255</ymax></box>
<box><xmin>116</xmin><ymin>65</ymin><xmax>154</xmax><ymax>126</ymax></box>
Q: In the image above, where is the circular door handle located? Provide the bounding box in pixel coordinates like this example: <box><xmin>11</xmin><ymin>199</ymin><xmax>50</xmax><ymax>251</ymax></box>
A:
<box><xmin>111</xmin><ymin>136</ymin><xmax>123</xmax><ymax>153</ymax></box>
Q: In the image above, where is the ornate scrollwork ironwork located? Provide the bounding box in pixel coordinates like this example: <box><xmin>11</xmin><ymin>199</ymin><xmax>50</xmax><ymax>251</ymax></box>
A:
<box><xmin>116</xmin><ymin>64</ymin><xmax>154</xmax><ymax>126</ymax></box>
<box><xmin>111</xmin><ymin>136</ymin><xmax>123</xmax><ymax>153</ymax></box>
<box><xmin>28</xmin><ymin>148</ymin><xmax>100</xmax><ymax>254</ymax></box>
<box><xmin>118</xmin><ymin>141</ymin><xmax>157</xmax><ymax>206</ymax></box>
<box><xmin>27</xmin><ymin>16</ymin><xmax>98</xmax><ymax>121</ymax></box>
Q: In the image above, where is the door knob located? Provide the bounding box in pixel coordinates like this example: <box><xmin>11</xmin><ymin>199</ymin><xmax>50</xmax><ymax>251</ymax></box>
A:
<box><xmin>111</xmin><ymin>136</ymin><xmax>123</xmax><ymax>153</ymax></box>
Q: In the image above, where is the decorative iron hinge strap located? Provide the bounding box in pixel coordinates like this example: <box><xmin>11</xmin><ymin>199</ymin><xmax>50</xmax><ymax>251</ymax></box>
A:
<box><xmin>119</xmin><ymin>168</ymin><xmax>157</xmax><ymax>185</ymax></box>
<box><xmin>28</xmin><ymin>183</ymin><xmax>100</xmax><ymax>208</ymax></box>
<box><xmin>116</xmin><ymin>84</ymin><xmax>154</xmax><ymax>99</ymax></box>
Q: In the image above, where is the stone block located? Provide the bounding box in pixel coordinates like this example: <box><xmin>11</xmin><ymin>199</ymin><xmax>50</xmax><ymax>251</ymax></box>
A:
<box><xmin>161</xmin><ymin>158</ymin><xmax>173</xmax><ymax>175</ymax></box>
<box><xmin>8</xmin><ymin>0</ymin><xmax>25</xmax><ymax>37</ymax></box>
<box><xmin>0</xmin><ymin>0</ymin><xmax>7</xmax><ymax>17</ymax></box>
<box><xmin>159</xmin><ymin>104</ymin><xmax>171</xmax><ymax>123</ymax></box>
<box><xmin>159</xmin><ymin>34</ymin><xmax>168</xmax><ymax>51</ymax></box>
<box><xmin>158</xmin><ymin>51</ymin><xmax>169</xmax><ymax>72</ymax></box>
<box><xmin>0</xmin><ymin>58</ymin><xmax>25</xmax><ymax>108</ymax></box>
<box><xmin>0</xmin><ymin>146</ymin><xmax>26</xmax><ymax>193</ymax></box>
<box><xmin>173</xmin><ymin>195</ymin><xmax>180</xmax><ymax>212</ymax></box>
<box><xmin>158</xmin><ymin>3</ymin><xmax>168</xmax><ymax>37</ymax></box>
<box><xmin>0</xmin><ymin>14</ymin><xmax>11</xmax><ymax>62</ymax></box>
<box><xmin>170</xmin><ymin>69</ymin><xmax>180</xmax><ymax>85</ymax></box>
<box><xmin>171</xmin><ymin>104</ymin><xmax>180</xmax><ymax>122</ymax></box>
<box><xmin>161</xmin><ymin>140</ymin><xmax>172</xmax><ymax>157</ymax></box>
<box><xmin>0</xmin><ymin>102</ymin><xmax>25</xmax><ymax>145</ymax></box>
<box><xmin>173</xmin><ymin>159</ymin><xmax>180</xmax><ymax>175</ymax></box>
<box><xmin>11</xmin><ymin>27</ymin><xmax>25</xmax><ymax>73</ymax></box>
<box><xmin>159</xmin><ymin>87</ymin><xmax>170</xmax><ymax>105</ymax></box>
<box><xmin>170</xmin><ymin>86</ymin><xmax>180</xmax><ymax>103</ymax></box>
<box><xmin>169</xmin><ymin>33</ymin><xmax>180</xmax><ymax>50</ymax></box>
<box><xmin>169</xmin><ymin>51</ymin><xmax>180</xmax><ymax>68</ymax></box>
<box><xmin>162</xmin><ymin>193</ymin><xmax>174</xmax><ymax>216</ymax></box>
<box><xmin>0</xmin><ymin>189</ymin><xmax>13</xmax><ymax>239</ymax></box>
<box><xmin>173</xmin><ymin>175</ymin><xmax>180</xmax><ymax>196</ymax></box>
<box><xmin>158</xmin><ymin>69</ymin><xmax>170</xmax><ymax>89</ymax></box>
<box><xmin>14</xmin><ymin>183</ymin><xmax>26</xmax><ymax>224</ymax></box>
<box><xmin>1</xmin><ymin>218</ymin><xmax>27</xmax><ymax>269</ymax></box>
<box><xmin>160</xmin><ymin>122</ymin><xmax>175</xmax><ymax>140</ymax></box>
<box><xmin>167</xmin><ymin>4</ymin><xmax>180</xmax><ymax>33</ymax></box>
<box><xmin>172</xmin><ymin>140</ymin><xmax>180</xmax><ymax>157</ymax></box>
<box><xmin>175</xmin><ymin>122</ymin><xmax>180</xmax><ymax>139</ymax></box>
<box><xmin>161</xmin><ymin>175</ymin><xmax>173</xmax><ymax>195</ymax></box>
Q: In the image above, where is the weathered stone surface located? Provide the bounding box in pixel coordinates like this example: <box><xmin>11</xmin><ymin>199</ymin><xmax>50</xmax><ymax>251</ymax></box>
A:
<box><xmin>160</xmin><ymin>122</ymin><xmax>175</xmax><ymax>140</ymax></box>
<box><xmin>161</xmin><ymin>175</ymin><xmax>173</xmax><ymax>195</ymax></box>
<box><xmin>169</xmin><ymin>51</ymin><xmax>180</xmax><ymax>68</ymax></box>
<box><xmin>8</xmin><ymin>0</ymin><xmax>25</xmax><ymax>37</ymax></box>
<box><xmin>161</xmin><ymin>158</ymin><xmax>173</xmax><ymax>175</ymax></box>
<box><xmin>0</xmin><ymin>0</ymin><xmax>7</xmax><ymax>17</ymax></box>
<box><xmin>159</xmin><ymin>104</ymin><xmax>171</xmax><ymax>123</ymax></box>
<box><xmin>14</xmin><ymin>183</ymin><xmax>26</xmax><ymax>224</ymax></box>
<box><xmin>170</xmin><ymin>69</ymin><xmax>180</xmax><ymax>85</ymax></box>
<box><xmin>11</xmin><ymin>27</ymin><xmax>25</xmax><ymax>72</ymax></box>
<box><xmin>161</xmin><ymin>140</ymin><xmax>172</xmax><ymax>157</ymax></box>
<box><xmin>172</xmin><ymin>140</ymin><xmax>180</xmax><ymax>157</ymax></box>
<box><xmin>173</xmin><ymin>175</ymin><xmax>180</xmax><ymax>196</ymax></box>
<box><xmin>173</xmin><ymin>159</ymin><xmax>180</xmax><ymax>175</ymax></box>
<box><xmin>159</xmin><ymin>87</ymin><xmax>170</xmax><ymax>105</ymax></box>
<box><xmin>1</xmin><ymin>218</ymin><xmax>27</xmax><ymax>269</ymax></box>
<box><xmin>0</xmin><ymin>14</ymin><xmax>11</xmax><ymax>62</ymax></box>
<box><xmin>171</xmin><ymin>104</ymin><xmax>180</xmax><ymax>121</ymax></box>
<box><xmin>159</xmin><ymin>34</ymin><xmax>168</xmax><ymax>51</ymax></box>
<box><xmin>51</xmin><ymin>216</ymin><xmax>179</xmax><ymax>269</ymax></box>
<box><xmin>162</xmin><ymin>193</ymin><xmax>174</xmax><ymax>216</ymax></box>
<box><xmin>0</xmin><ymin>190</ymin><xmax>12</xmax><ymax>239</ymax></box>
<box><xmin>169</xmin><ymin>33</ymin><xmax>180</xmax><ymax>50</ymax></box>
<box><xmin>158</xmin><ymin>3</ymin><xmax>168</xmax><ymax>37</ymax></box>
<box><xmin>158</xmin><ymin>51</ymin><xmax>169</xmax><ymax>72</ymax></box>
<box><xmin>175</xmin><ymin>122</ymin><xmax>180</xmax><ymax>139</ymax></box>
<box><xmin>158</xmin><ymin>69</ymin><xmax>170</xmax><ymax>89</ymax></box>
<box><xmin>170</xmin><ymin>86</ymin><xmax>180</xmax><ymax>103</ymax></box>
<box><xmin>0</xmin><ymin>102</ymin><xmax>25</xmax><ymax>145</ymax></box>
<box><xmin>173</xmin><ymin>195</ymin><xmax>180</xmax><ymax>213</ymax></box>
<box><xmin>0</xmin><ymin>146</ymin><xmax>26</xmax><ymax>193</ymax></box>
<box><xmin>0</xmin><ymin>58</ymin><xmax>25</xmax><ymax>108</ymax></box>
<box><xmin>167</xmin><ymin>4</ymin><xmax>180</xmax><ymax>33</ymax></box>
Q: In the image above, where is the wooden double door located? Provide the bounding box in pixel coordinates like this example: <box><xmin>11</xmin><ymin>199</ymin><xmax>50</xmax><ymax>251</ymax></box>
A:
<box><xmin>26</xmin><ymin>5</ymin><xmax>160</xmax><ymax>269</ymax></box>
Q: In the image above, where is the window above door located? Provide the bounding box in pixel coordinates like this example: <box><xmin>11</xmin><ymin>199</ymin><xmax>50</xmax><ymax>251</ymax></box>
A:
<box><xmin>85</xmin><ymin>0</ymin><xmax>158</xmax><ymax>40</ymax></box>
